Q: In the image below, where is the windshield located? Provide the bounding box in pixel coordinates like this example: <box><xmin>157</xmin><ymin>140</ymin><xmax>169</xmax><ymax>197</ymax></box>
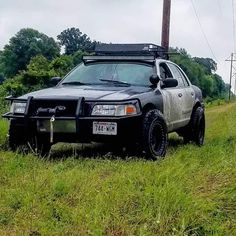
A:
<box><xmin>61</xmin><ymin>62</ymin><xmax>154</xmax><ymax>86</ymax></box>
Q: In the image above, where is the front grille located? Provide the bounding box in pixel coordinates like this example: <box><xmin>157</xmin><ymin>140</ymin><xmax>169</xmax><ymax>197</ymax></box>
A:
<box><xmin>29</xmin><ymin>99</ymin><xmax>79</xmax><ymax>117</ymax></box>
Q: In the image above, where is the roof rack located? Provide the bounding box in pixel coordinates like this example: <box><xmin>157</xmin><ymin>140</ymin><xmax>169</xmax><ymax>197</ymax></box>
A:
<box><xmin>83</xmin><ymin>55</ymin><xmax>156</xmax><ymax>64</ymax></box>
<box><xmin>94</xmin><ymin>43</ymin><xmax>168</xmax><ymax>59</ymax></box>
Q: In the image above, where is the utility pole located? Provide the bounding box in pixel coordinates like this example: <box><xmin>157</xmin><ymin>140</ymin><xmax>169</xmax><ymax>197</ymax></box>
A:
<box><xmin>161</xmin><ymin>0</ymin><xmax>171</xmax><ymax>50</ymax></box>
<box><xmin>226</xmin><ymin>53</ymin><xmax>236</xmax><ymax>100</ymax></box>
<box><xmin>229</xmin><ymin>53</ymin><xmax>233</xmax><ymax>100</ymax></box>
<box><xmin>234</xmin><ymin>73</ymin><xmax>236</xmax><ymax>95</ymax></box>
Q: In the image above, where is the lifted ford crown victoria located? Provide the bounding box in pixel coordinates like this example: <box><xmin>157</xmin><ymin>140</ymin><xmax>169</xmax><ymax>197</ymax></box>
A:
<box><xmin>3</xmin><ymin>44</ymin><xmax>205</xmax><ymax>159</ymax></box>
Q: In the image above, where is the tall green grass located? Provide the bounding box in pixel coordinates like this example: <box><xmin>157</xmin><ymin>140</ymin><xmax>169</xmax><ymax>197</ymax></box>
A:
<box><xmin>0</xmin><ymin>119</ymin><xmax>8</xmax><ymax>149</ymax></box>
<box><xmin>0</xmin><ymin>103</ymin><xmax>236</xmax><ymax>235</ymax></box>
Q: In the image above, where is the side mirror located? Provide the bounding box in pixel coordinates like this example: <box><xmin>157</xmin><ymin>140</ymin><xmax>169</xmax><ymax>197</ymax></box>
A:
<box><xmin>149</xmin><ymin>75</ymin><xmax>160</xmax><ymax>86</ymax></box>
<box><xmin>51</xmin><ymin>77</ymin><xmax>62</xmax><ymax>86</ymax></box>
<box><xmin>161</xmin><ymin>78</ymin><xmax>178</xmax><ymax>89</ymax></box>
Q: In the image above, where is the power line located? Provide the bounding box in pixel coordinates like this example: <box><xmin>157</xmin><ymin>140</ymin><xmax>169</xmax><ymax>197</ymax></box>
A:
<box><xmin>225</xmin><ymin>53</ymin><xmax>236</xmax><ymax>99</ymax></box>
<box><xmin>234</xmin><ymin>73</ymin><xmax>236</xmax><ymax>95</ymax></box>
<box><xmin>232</xmin><ymin>0</ymin><xmax>236</xmax><ymax>52</ymax></box>
<box><xmin>190</xmin><ymin>0</ymin><xmax>218</xmax><ymax>62</ymax></box>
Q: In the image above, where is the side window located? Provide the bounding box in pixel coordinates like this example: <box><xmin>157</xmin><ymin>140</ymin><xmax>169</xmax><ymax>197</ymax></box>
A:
<box><xmin>178</xmin><ymin>68</ymin><xmax>190</xmax><ymax>87</ymax></box>
<box><xmin>159</xmin><ymin>63</ymin><xmax>173</xmax><ymax>79</ymax></box>
<box><xmin>167</xmin><ymin>63</ymin><xmax>185</xmax><ymax>88</ymax></box>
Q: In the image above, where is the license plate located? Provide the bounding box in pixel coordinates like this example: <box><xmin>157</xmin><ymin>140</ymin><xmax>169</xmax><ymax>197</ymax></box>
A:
<box><xmin>93</xmin><ymin>122</ymin><xmax>117</xmax><ymax>135</ymax></box>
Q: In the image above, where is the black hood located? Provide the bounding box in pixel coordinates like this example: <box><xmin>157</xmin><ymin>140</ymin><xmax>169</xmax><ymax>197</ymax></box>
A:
<box><xmin>20</xmin><ymin>85</ymin><xmax>152</xmax><ymax>101</ymax></box>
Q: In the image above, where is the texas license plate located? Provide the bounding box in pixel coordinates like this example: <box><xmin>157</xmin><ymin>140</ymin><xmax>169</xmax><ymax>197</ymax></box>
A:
<box><xmin>93</xmin><ymin>122</ymin><xmax>117</xmax><ymax>135</ymax></box>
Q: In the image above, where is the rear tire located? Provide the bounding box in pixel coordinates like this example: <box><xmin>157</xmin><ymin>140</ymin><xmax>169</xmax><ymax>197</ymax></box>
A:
<box><xmin>192</xmin><ymin>107</ymin><xmax>205</xmax><ymax>146</ymax></box>
<box><xmin>182</xmin><ymin>107</ymin><xmax>205</xmax><ymax>146</ymax></box>
<box><xmin>142</xmin><ymin>110</ymin><xmax>168</xmax><ymax>160</ymax></box>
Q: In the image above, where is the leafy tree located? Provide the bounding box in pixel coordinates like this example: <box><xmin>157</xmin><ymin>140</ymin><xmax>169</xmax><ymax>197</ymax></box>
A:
<box><xmin>3</xmin><ymin>55</ymin><xmax>53</xmax><ymax>97</ymax></box>
<box><xmin>3</xmin><ymin>75</ymin><xmax>26</xmax><ymax>97</ymax></box>
<box><xmin>0</xmin><ymin>51</ymin><xmax>3</xmax><ymax>70</ymax></box>
<box><xmin>0</xmin><ymin>33</ymin><xmax>228</xmax><ymax>101</ymax></box>
<box><xmin>170</xmin><ymin>48</ymin><xmax>227</xmax><ymax>98</ymax></box>
<box><xmin>50</xmin><ymin>55</ymin><xmax>74</xmax><ymax>77</ymax></box>
<box><xmin>72</xmin><ymin>50</ymin><xmax>89</xmax><ymax>65</ymax></box>
<box><xmin>193</xmin><ymin>57</ymin><xmax>217</xmax><ymax>74</ymax></box>
<box><xmin>57</xmin><ymin>27</ymin><xmax>97</xmax><ymax>54</ymax></box>
<box><xmin>0</xmin><ymin>74</ymin><xmax>5</xmax><ymax>84</ymax></box>
<box><xmin>200</xmin><ymin>75</ymin><xmax>214</xmax><ymax>97</ymax></box>
<box><xmin>21</xmin><ymin>55</ymin><xmax>53</xmax><ymax>89</ymax></box>
<box><xmin>2</xmin><ymin>52</ymin><xmax>85</xmax><ymax>97</ymax></box>
<box><xmin>1</xmin><ymin>28</ymin><xmax>60</xmax><ymax>77</ymax></box>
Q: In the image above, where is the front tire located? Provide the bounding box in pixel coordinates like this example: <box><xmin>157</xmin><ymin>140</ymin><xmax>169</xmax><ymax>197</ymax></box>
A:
<box><xmin>8</xmin><ymin>120</ymin><xmax>25</xmax><ymax>151</ymax></box>
<box><xmin>27</xmin><ymin>136</ymin><xmax>52</xmax><ymax>157</ymax></box>
<box><xmin>8</xmin><ymin>121</ymin><xmax>51</xmax><ymax>156</ymax></box>
<box><xmin>142</xmin><ymin>110</ymin><xmax>168</xmax><ymax>160</ymax></box>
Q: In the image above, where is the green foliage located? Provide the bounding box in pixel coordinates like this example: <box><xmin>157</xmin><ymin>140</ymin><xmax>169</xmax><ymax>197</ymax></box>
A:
<box><xmin>1</xmin><ymin>56</ymin><xmax>51</xmax><ymax>97</ymax></box>
<box><xmin>0</xmin><ymin>51</ymin><xmax>86</xmax><ymax>97</ymax></box>
<box><xmin>1</xmin><ymin>103</ymin><xmax>236</xmax><ymax>234</ymax></box>
<box><xmin>72</xmin><ymin>50</ymin><xmax>89</xmax><ymax>65</ymax></box>
<box><xmin>170</xmin><ymin>48</ymin><xmax>227</xmax><ymax>98</ymax></box>
<box><xmin>2</xmin><ymin>76</ymin><xmax>26</xmax><ymax>97</ymax></box>
<box><xmin>49</xmin><ymin>55</ymin><xmax>74</xmax><ymax>77</ymax></box>
<box><xmin>57</xmin><ymin>27</ymin><xmax>97</xmax><ymax>55</ymax></box>
<box><xmin>193</xmin><ymin>57</ymin><xmax>217</xmax><ymax>74</ymax></box>
<box><xmin>22</xmin><ymin>55</ymin><xmax>53</xmax><ymax>88</ymax></box>
<box><xmin>201</xmin><ymin>75</ymin><xmax>214</xmax><ymax>97</ymax></box>
<box><xmin>0</xmin><ymin>74</ymin><xmax>5</xmax><ymax>84</ymax></box>
<box><xmin>0</xmin><ymin>83</ymin><xmax>11</xmax><ymax>113</ymax></box>
<box><xmin>0</xmin><ymin>28</ymin><xmax>228</xmax><ymax>100</ymax></box>
<box><xmin>0</xmin><ymin>119</ymin><xmax>8</xmax><ymax>149</ymax></box>
<box><xmin>0</xmin><ymin>51</ymin><xmax>5</xmax><ymax>79</ymax></box>
<box><xmin>0</xmin><ymin>28</ymin><xmax>60</xmax><ymax>77</ymax></box>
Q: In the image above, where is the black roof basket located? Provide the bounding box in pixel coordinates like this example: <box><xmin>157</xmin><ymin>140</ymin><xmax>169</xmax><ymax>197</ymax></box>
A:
<box><xmin>94</xmin><ymin>43</ymin><xmax>168</xmax><ymax>59</ymax></box>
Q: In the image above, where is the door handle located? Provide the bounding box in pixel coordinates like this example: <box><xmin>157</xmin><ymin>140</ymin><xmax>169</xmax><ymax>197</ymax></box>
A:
<box><xmin>191</xmin><ymin>92</ymin><xmax>194</xmax><ymax>96</ymax></box>
<box><xmin>178</xmin><ymin>93</ymin><xmax>183</xmax><ymax>97</ymax></box>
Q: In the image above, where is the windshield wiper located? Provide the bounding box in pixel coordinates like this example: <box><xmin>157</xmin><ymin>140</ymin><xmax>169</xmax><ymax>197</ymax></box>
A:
<box><xmin>99</xmin><ymin>79</ymin><xmax>131</xmax><ymax>86</ymax></box>
<box><xmin>61</xmin><ymin>81</ymin><xmax>89</xmax><ymax>86</ymax></box>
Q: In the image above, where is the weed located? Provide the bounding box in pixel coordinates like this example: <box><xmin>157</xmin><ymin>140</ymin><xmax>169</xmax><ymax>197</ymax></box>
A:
<box><xmin>1</xmin><ymin>103</ymin><xmax>236</xmax><ymax>235</ymax></box>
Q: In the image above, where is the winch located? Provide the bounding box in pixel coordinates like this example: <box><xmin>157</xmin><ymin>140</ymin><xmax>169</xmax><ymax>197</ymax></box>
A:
<box><xmin>50</xmin><ymin>115</ymin><xmax>55</xmax><ymax>143</ymax></box>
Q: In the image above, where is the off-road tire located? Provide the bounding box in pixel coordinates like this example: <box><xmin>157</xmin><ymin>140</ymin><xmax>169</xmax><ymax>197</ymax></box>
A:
<box><xmin>142</xmin><ymin>109</ymin><xmax>168</xmax><ymax>160</ymax></box>
<box><xmin>192</xmin><ymin>107</ymin><xmax>205</xmax><ymax>145</ymax></box>
<box><xmin>182</xmin><ymin>106</ymin><xmax>205</xmax><ymax>146</ymax></box>
<box><xmin>27</xmin><ymin>136</ymin><xmax>52</xmax><ymax>157</ymax></box>
<box><xmin>8</xmin><ymin>120</ymin><xmax>25</xmax><ymax>151</ymax></box>
<box><xmin>8</xmin><ymin>121</ymin><xmax>51</xmax><ymax>156</ymax></box>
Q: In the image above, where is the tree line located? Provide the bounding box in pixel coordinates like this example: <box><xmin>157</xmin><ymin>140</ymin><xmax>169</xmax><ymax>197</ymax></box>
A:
<box><xmin>0</xmin><ymin>27</ymin><xmax>228</xmax><ymax>106</ymax></box>
<box><xmin>169</xmin><ymin>48</ymin><xmax>228</xmax><ymax>99</ymax></box>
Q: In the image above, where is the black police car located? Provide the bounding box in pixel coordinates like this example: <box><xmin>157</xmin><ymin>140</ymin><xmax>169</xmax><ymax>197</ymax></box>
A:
<box><xmin>3</xmin><ymin>44</ymin><xmax>205</xmax><ymax>159</ymax></box>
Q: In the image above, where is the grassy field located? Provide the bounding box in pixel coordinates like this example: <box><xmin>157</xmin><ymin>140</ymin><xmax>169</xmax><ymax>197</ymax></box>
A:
<box><xmin>0</xmin><ymin>102</ymin><xmax>236</xmax><ymax>235</ymax></box>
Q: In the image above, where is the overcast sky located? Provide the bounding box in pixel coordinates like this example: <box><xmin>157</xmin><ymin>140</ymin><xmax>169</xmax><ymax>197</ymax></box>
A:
<box><xmin>0</xmin><ymin>0</ymin><xmax>235</xmax><ymax>86</ymax></box>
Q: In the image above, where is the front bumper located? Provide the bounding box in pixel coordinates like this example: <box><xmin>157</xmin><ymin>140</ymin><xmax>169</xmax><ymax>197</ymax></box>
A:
<box><xmin>3</xmin><ymin>114</ymin><xmax>142</xmax><ymax>144</ymax></box>
<box><xmin>2</xmin><ymin>97</ymin><xmax>143</xmax><ymax>144</ymax></box>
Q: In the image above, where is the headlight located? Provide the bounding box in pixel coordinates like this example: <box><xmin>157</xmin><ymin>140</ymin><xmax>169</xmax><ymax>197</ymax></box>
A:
<box><xmin>10</xmin><ymin>102</ymin><xmax>27</xmax><ymax>114</ymax></box>
<box><xmin>92</xmin><ymin>104</ymin><xmax>138</xmax><ymax>116</ymax></box>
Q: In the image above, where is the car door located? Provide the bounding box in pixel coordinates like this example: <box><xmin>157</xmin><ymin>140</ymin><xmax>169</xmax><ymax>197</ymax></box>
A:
<box><xmin>176</xmin><ymin>66</ymin><xmax>195</xmax><ymax>121</ymax></box>
<box><xmin>167</xmin><ymin>62</ymin><xmax>194</xmax><ymax>125</ymax></box>
<box><xmin>158</xmin><ymin>62</ymin><xmax>186</xmax><ymax>132</ymax></box>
